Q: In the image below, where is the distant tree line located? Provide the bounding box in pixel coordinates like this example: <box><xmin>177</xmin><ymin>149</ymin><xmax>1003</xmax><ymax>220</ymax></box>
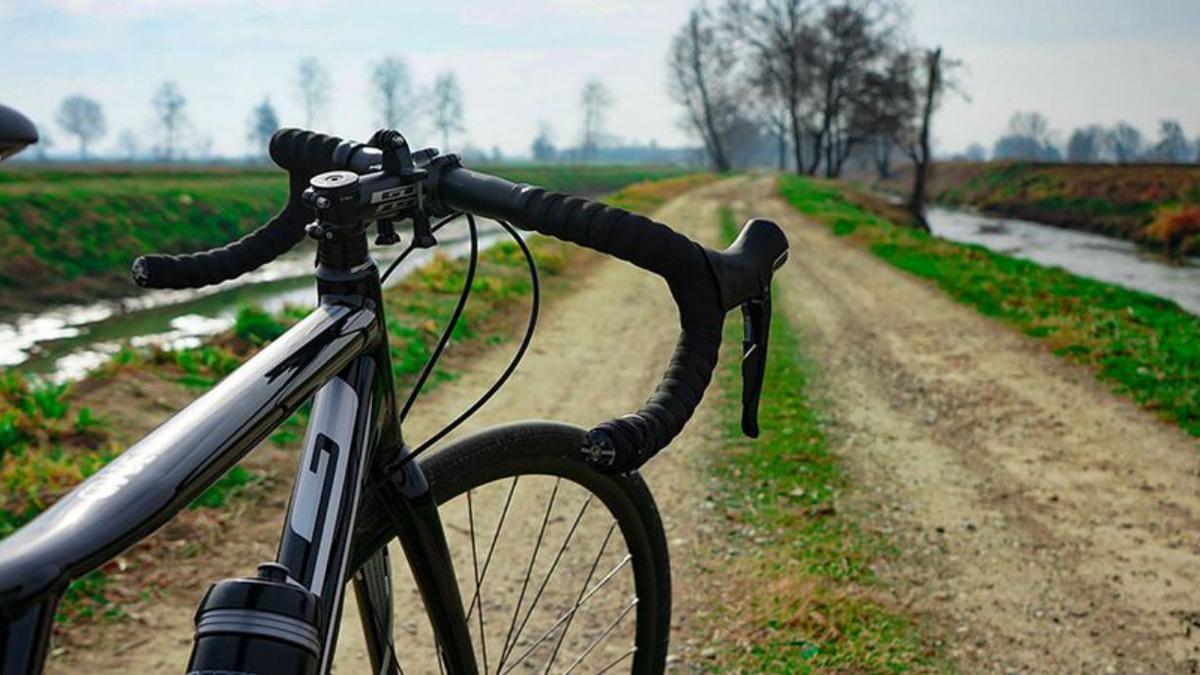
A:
<box><xmin>42</xmin><ymin>55</ymin><xmax>468</xmax><ymax>164</ymax></box>
<box><xmin>978</xmin><ymin>112</ymin><xmax>1200</xmax><ymax>165</ymax></box>
<box><xmin>664</xmin><ymin>0</ymin><xmax>957</xmax><ymax>227</ymax></box>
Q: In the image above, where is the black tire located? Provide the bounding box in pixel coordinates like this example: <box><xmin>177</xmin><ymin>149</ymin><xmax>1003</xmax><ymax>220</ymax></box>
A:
<box><xmin>353</xmin><ymin>421</ymin><xmax>671</xmax><ymax>674</ymax></box>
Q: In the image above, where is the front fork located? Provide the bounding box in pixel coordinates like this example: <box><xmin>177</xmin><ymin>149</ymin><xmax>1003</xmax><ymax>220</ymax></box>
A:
<box><xmin>365</xmin><ymin>458</ymin><xmax>479</xmax><ymax>674</ymax></box>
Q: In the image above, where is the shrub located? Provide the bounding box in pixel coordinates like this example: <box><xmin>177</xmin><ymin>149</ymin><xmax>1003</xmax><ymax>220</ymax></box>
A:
<box><xmin>234</xmin><ymin>305</ymin><xmax>287</xmax><ymax>343</ymax></box>
<box><xmin>1144</xmin><ymin>205</ymin><xmax>1200</xmax><ymax>258</ymax></box>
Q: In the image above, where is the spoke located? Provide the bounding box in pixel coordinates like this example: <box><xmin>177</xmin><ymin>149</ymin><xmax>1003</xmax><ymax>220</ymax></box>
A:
<box><xmin>464</xmin><ymin>476</ymin><xmax>519</xmax><ymax>671</ymax></box>
<box><xmin>544</xmin><ymin>522</ymin><xmax>616</xmax><ymax>674</ymax></box>
<box><xmin>503</xmin><ymin>494</ymin><xmax>593</xmax><ymax>668</ymax></box>
<box><xmin>593</xmin><ymin>648</ymin><xmax>637</xmax><ymax>675</ymax></box>
<box><xmin>497</xmin><ymin>478</ymin><xmax>562</xmax><ymax>670</ymax></box>
<box><xmin>465</xmin><ymin>489</ymin><xmax>489</xmax><ymax>674</ymax></box>
<box><xmin>561</xmin><ymin>600</ymin><xmax>639</xmax><ymax>675</ymax></box>
<box><xmin>466</xmin><ymin>477</ymin><xmax>520</xmax><ymax>621</ymax></box>
<box><xmin>502</xmin><ymin>543</ymin><xmax>631</xmax><ymax>674</ymax></box>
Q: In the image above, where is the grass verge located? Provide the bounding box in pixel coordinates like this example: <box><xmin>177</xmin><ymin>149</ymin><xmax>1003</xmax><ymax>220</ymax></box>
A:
<box><xmin>779</xmin><ymin>174</ymin><xmax>1200</xmax><ymax>438</ymax></box>
<box><xmin>704</xmin><ymin>206</ymin><xmax>941</xmax><ymax>672</ymax></box>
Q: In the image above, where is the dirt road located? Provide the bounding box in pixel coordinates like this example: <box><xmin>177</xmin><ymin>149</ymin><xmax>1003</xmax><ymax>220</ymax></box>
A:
<box><xmin>52</xmin><ymin>178</ymin><xmax>741</xmax><ymax>673</ymax></box>
<box><xmin>732</xmin><ymin>176</ymin><xmax>1200</xmax><ymax>672</ymax></box>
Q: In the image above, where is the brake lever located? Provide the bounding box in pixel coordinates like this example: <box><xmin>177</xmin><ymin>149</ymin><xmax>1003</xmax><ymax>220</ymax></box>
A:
<box><xmin>740</xmin><ymin>291</ymin><xmax>771</xmax><ymax>438</ymax></box>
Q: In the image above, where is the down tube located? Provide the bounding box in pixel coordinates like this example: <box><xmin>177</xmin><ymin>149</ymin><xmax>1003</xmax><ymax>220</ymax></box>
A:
<box><xmin>276</xmin><ymin>355</ymin><xmax>381</xmax><ymax>671</ymax></box>
<box><xmin>0</xmin><ymin>303</ymin><xmax>376</xmax><ymax>673</ymax></box>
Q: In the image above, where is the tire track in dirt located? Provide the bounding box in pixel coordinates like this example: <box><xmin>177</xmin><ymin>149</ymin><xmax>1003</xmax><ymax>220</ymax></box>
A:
<box><xmin>733</xmin><ymin>176</ymin><xmax>1200</xmax><ymax>672</ymax></box>
<box><xmin>51</xmin><ymin>178</ymin><xmax>750</xmax><ymax>673</ymax></box>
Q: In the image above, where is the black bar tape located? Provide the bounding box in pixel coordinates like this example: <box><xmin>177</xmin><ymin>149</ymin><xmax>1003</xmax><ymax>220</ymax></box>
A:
<box><xmin>132</xmin><ymin>128</ymin><xmax>364</xmax><ymax>290</ymax></box>
<box><xmin>510</xmin><ymin>188</ymin><xmax>727</xmax><ymax>473</ymax></box>
<box><xmin>132</xmin><ymin>204</ymin><xmax>309</xmax><ymax>289</ymax></box>
<box><xmin>268</xmin><ymin>128</ymin><xmax>366</xmax><ymax>176</ymax></box>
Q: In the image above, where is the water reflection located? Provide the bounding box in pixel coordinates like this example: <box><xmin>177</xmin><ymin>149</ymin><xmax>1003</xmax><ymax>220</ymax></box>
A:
<box><xmin>926</xmin><ymin>207</ymin><xmax>1200</xmax><ymax>314</ymax></box>
<box><xmin>0</xmin><ymin>219</ymin><xmax>503</xmax><ymax>381</ymax></box>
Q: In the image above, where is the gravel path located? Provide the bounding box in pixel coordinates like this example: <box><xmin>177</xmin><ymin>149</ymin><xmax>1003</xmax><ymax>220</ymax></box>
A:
<box><xmin>733</xmin><ymin>176</ymin><xmax>1200</xmax><ymax>672</ymax></box>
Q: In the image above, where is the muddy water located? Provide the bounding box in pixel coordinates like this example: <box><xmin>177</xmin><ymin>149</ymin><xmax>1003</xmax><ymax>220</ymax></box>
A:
<box><xmin>927</xmin><ymin>206</ymin><xmax>1200</xmax><ymax>314</ymax></box>
<box><xmin>0</xmin><ymin>220</ymin><xmax>504</xmax><ymax>381</ymax></box>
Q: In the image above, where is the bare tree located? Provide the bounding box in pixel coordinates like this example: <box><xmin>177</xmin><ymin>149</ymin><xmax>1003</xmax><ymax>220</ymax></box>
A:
<box><xmin>152</xmin><ymin>82</ymin><xmax>187</xmax><ymax>161</ymax></box>
<box><xmin>854</xmin><ymin>48</ymin><xmax>917</xmax><ymax>179</ymax></box>
<box><xmin>1106</xmin><ymin>122</ymin><xmax>1143</xmax><ymax>164</ymax></box>
<box><xmin>762</xmin><ymin>99</ymin><xmax>792</xmax><ymax>170</ymax></box>
<box><xmin>246</xmin><ymin>96</ymin><xmax>280</xmax><ymax>156</ymax></box>
<box><xmin>901</xmin><ymin>46</ymin><xmax>957</xmax><ymax>230</ymax></box>
<box><xmin>993</xmin><ymin>111</ymin><xmax>1057</xmax><ymax>161</ymax></box>
<box><xmin>56</xmin><ymin>95</ymin><xmax>106</xmax><ymax>160</ymax></box>
<box><xmin>1150</xmin><ymin>119</ymin><xmax>1190</xmax><ymax>163</ymax></box>
<box><xmin>116</xmin><ymin>129</ymin><xmax>139</xmax><ymax>161</ymax></box>
<box><xmin>668</xmin><ymin>6</ymin><xmax>738</xmax><ymax>171</ymax></box>
<box><xmin>723</xmin><ymin>0</ymin><xmax>811</xmax><ymax>174</ymax></box>
<box><xmin>33</xmin><ymin>126</ymin><xmax>53</xmax><ymax>161</ymax></box>
<box><xmin>429</xmin><ymin>71</ymin><xmax>465</xmax><ymax>150</ymax></box>
<box><xmin>805</xmin><ymin>1</ymin><xmax>900</xmax><ymax>177</ymax></box>
<box><xmin>964</xmin><ymin>143</ymin><xmax>986</xmax><ymax>162</ymax></box>
<box><xmin>1066</xmin><ymin>125</ymin><xmax>1105</xmax><ymax>162</ymax></box>
<box><xmin>371</xmin><ymin>56</ymin><xmax>413</xmax><ymax>129</ymax></box>
<box><xmin>579</xmin><ymin>78</ymin><xmax>614</xmax><ymax>163</ymax></box>
<box><xmin>531</xmin><ymin>120</ymin><xmax>556</xmax><ymax>162</ymax></box>
<box><xmin>296</xmin><ymin>57</ymin><xmax>330</xmax><ymax>128</ymax></box>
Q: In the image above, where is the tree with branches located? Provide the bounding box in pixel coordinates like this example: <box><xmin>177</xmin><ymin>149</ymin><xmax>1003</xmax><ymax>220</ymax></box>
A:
<box><xmin>246</xmin><ymin>96</ymin><xmax>280</xmax><ymax>156</ymax></box>
<box><xmin>56</xmin><ymin>95</ymin><xmax>106</xmax><ymax>160</ymax></box>
<box><xmin>430</xmin><ymin>71</ymin><xmax>465</xmax><ymax>150</ymax></box>
<box><xmin>371</xmin><ymin>56</ymin><xmax>414</xmax><ymax>129</ymax></box>
<box><xmin>152</xmin><ymin>82</ymin><xmax>187</xmax><ymax>161</ymax></box>
<box><xmin>296</xmin><ymin>57</ymin><xmax>330</xmax><ymax>128</ymax></box>
<box><xmin>668</xmin><ymin>6</ymin><xmax>739</xmax><ymax>171</ymax></box>
<box><xmin>579</xmin><ymin>78</ymin><xmax>614</xmax><ymax>163</ymax></box>
<box><xmin>723</xmin><ymin>0</ymin><xmax>811</xmax><ymax>174</ymax></box>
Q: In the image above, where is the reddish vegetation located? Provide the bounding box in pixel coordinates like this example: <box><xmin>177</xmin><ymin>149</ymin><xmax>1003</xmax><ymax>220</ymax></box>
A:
<box><xmin>874</xmin><ymin>162</ymin><xmax>1200</xmax><ymax>255</ymax></box>
<box><xmin>1145</xmin><ymin>205</ymin><xmax>1200</xmax><ymax>259</ymax></box>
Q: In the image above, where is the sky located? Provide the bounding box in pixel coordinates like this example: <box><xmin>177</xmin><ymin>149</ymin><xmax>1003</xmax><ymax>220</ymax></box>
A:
<box><xmin>3</xmin><ymin>0</ymin><xmax>1200</xmax><ymax>159</ymax></box>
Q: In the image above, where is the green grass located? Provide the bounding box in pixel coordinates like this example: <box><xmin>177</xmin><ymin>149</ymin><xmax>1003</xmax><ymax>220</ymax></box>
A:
<box><xmin>707</xmin><ymin>206</ymin><xmax>940</xmax><ymax>673</ymax></box>
<box><xmin>0</xmin><ymin>164</ymin><xmax>694</xmax><ymax>310</ymax></box>
<box><xmin>780</xmin><ymin>174</ymin><xmax>1200</xmax><ymax>438</ymax></box>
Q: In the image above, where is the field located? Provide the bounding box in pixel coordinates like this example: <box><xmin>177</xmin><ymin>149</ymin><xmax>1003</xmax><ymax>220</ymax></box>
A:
<box><xmin>876</xmin><ymin>161</ymin><xmax>1200</xmax><ymax>255</ymax></box>
<box><xmin>0</xmin><ymin>163</ymin><xmax>694</xmax><ymax>312</ymax></box>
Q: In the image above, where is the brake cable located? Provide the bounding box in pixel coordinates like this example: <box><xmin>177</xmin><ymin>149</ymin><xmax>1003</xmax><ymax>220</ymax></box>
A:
<box><xmin>379</xmin><ymin>212</ymin><xmax>464</xmax><ymax>285</ymax></box>
<box><xmin>399</xmin><ymin>218</ymin><xmax>540</xmax><ymax>465</ymax></box>
<box><xmin>398</xmin><ymin>213</ymin><xmax>479</xmax><ymax>422</ymax></box>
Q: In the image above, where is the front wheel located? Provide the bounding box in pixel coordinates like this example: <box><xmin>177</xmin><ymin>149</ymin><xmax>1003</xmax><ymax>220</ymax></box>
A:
<box><xmin>359</xmin><ymin>421</ymin><xmax>673</xmax><ymax>674</ymax></box>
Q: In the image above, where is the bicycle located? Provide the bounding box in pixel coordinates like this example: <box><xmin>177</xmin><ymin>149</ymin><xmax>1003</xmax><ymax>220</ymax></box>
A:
<box><xmin>0</xmin><ymin>127</ymin><xmax>788</xmax><ymax>674</ymax></box>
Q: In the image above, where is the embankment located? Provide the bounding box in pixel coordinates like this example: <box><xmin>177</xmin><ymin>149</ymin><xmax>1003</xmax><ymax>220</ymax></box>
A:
<box><xmin>0</xmin><ymin>164</ymin><xmax>694</xmax><ymax>312</ymax></box>
<box><xmin>879</xmin><ymin>161</ymin><xmax>1200</xmax><ymax>255</ymax></box>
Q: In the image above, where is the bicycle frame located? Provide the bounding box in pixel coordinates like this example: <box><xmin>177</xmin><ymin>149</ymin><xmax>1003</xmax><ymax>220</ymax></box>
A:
<box><xmin>0</xmin><ymin>263</ymin><xmax>478</xmax><ymax>674</ymax></box>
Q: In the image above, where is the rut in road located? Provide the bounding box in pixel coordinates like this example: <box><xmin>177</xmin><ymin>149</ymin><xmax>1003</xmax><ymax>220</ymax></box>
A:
<box><xmin>732</xmin><ymin>176</ymin><xmax>1200</xmax><ymax>672</ymax></box>
<box><xmin>51</xmin><ymin>177</ymin><xmax>749</xmax><ymax>674</ymax></box>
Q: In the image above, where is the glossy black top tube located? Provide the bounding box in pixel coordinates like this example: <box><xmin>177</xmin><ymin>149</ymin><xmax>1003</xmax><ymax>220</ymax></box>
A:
<box><xmin>0</xmin><ymin>301</ymin><xmax>379</xmax><ymax>616</ymax></box>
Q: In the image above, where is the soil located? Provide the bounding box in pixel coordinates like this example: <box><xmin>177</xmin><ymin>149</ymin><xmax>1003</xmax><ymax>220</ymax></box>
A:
<box><xmin>732</xmin><ymin>175</ymin><xmax>1200</xmax><ymax>673</ymax></box>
